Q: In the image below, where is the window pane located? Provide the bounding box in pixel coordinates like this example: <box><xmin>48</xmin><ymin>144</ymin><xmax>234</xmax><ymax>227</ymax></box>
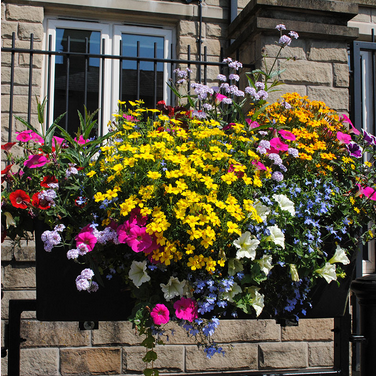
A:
<box><xmin>120</xmin><ymin>34</ymin><xmax>164</xmax><ymax>108</ymax></box>
<box><xmin>54</xmin><ymin>28</ymin><xmax>101</xmax><ymax>136</ymax></box>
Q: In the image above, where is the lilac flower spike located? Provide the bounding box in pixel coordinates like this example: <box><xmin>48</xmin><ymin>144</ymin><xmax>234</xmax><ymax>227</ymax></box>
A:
<box><xmin>279</xmin><ymin>35</ymin><xmax>292</xmax><ymax>46</ymax></box>
<box><xmin>289</xmin><ymin>31</ymin><xmax>299</xmax><ymax>39</ymax></box>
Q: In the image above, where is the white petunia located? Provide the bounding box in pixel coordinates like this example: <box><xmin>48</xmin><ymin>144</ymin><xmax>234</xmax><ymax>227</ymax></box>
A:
<box><xmin>266</xmin><ymin>225</ymin><xmax>285</xmax><ymax>249</ymax></box>
<box><xmin>228</xmin><ymin>258</ymin><xmax>244</xmax><ymax>276</ymax></box>
<box><xmin>257</xmin><ymin>255</ymin><xmax>274</xmax><ymax>276</ymax></box>
<box><xmin>233</xmin><ymin>231</ymin><xmax>260</xmax><ymax>260</ymax></box>
<box><xmin>128</xmin><ymin>260</ymin><xmax>151</xmax><ymax>288</ymax></box>
<box><xmin>315</xmin><ymin>262</ymin><xmax>337</xmax><ymax>284</ymax></box>
<box><xmin>272</xmin><ymin>194</ymin><xmax>295</xmax><ymax>216</ymax></box>
<box><xmin>253</xmin><ymin>200</ymin><xmax>270</xmax><ymax>222</ymax></box>
<box><xmin>223</xmin><ymin>282</ymin><xmax>242</xmax><ymax>302</ymax></box>
<box><xmin>160</xmin><ymin>276</ymin><xmax>186</xmax><ymax>301</ymax></box>
<box><xmin>289</xmin><ymin>264</ymin><xmax>300</xmax><ymax>282</ymax></box>
<box><xmin>329</xmin><ymin>245</ymin><xmax>350</xmax><ymax>265</ymax></box>
<box><xmin>249</xmin><ymin>286</ymin><xmax>264</xmax><ymax>317</ymax></box>
<box><xmin>4</xmin><ymin>212</ymin><xmax>15</xmax><ymax>228</ymax></box>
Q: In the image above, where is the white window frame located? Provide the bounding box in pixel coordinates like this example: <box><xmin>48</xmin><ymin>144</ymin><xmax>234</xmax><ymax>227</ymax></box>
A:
<box><xmin>44</xmin><ymin>19</ymin><xmax>112</xmax><ymax>131</ymax></box>
<box><xmin>112</xmin><ymin>25</ymin><xmax>173</xmax><ymax>114</ymax></box>
<box><xmin>43</xmin><ymin>20</ymin><xmax>173</xmax><ymax>133</ymax></box>
<box><xmin>360</xmin><ymin>50</ymin><xmax>375</xmax><ymax>275</ymax></box>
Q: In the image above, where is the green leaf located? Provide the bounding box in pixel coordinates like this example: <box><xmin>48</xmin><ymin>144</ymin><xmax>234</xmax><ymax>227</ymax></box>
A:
<box><xmin>142</xmin><ymin>350</ymin><xmax>158</xmax><ymax>363</ymax></box>
<box><xmin>144</xmin><ymin>368</ymin><xmax>159</xmax><ymax>376</ymax></box>
<box><xmin>36</xmin><ymin>96</ymin><xmax>47</xmax><ymax>125</ymax></box>
<box><xmin>14</xmin><ymin>116</ymin><xmax>42</xmax><ymax>137</ymax></box>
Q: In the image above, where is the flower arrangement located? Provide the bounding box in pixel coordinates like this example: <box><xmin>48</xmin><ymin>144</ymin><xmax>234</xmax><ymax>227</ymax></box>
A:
<box><xmin>2</xmin><ymin>25</ymin><xmax>376</xmax><ymax>376</ymax></box>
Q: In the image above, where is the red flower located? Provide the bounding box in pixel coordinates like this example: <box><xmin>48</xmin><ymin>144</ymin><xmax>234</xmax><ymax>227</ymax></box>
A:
<box><xmin>1</xmin><ymin>142</ymin><xmax>16</xmax><ymax>151</ymax></box>
<box><xmin>1</xmin><ymin>164</ymin><xmax>13</xmax><ymax>175</ymax></box>
<box><xmin>31</xmin><ymin>192</ymin><xmax>50</xmax><ymax>210</ymax></box>
<box><xmin>40</xmin><ymin>176</ymin><xmax>58</xmax><ymax>188</ymax></box>
<box><xmin>9</xmin><ymin>190</ymin><xmax>30</xmax><ymax>209</ymax></box>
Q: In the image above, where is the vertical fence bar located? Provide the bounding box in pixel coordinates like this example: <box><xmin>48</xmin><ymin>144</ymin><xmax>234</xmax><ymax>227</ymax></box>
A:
<box><xmin>27</xmin><ymin>34</ymin><xmax>34</xmax><ymax>124</ymax></box>
<box><xmin>84</xmin><ymin>37</ymin><xmax>89</xmax><ymax>112</ymax></box>
<box><xmin>203</xmin><ymin>46</ymin><xmax>207</xmax><ymax>85</ymax></box>
<box><xmin>8</xmin><ymin>32</ymin><xmax>16</xmax><ymax>143</ymax></box>
<box><xmin>153</xmin><ymin>42</ymin><xmax>157</xmax><ymax>107</ymax></box>
<box><xmin>136</xmin><ymin>41</ymin><xmax>140</xmax><ymax>100</ymax></box>
<box><xmin>119</xmin><ymin>40</ymin><xmax>123</xmax><ymax>101</ymax></box>
<box><xmin>46</xmin><ymin>35</ymin><xmax>52</xmax><ymax>130</ymax></box>
<box><xmin>170</xmin><ymin>43</ymin><xmax>174</xmax><ymax>105</ymax></box>
<box><xmin>64</xmin><ymin>36</ymin><xmax>71</xmax><ymax>131</ymax></box>
<box><xmin>100</xmin><ymin>38</ymin><xmax>105</xmax><ymax>138</ymax></box>
<box><xmin>187</xmin><ymin>45</ymin><xmax>191</xmax><ymax>90</ymax></box>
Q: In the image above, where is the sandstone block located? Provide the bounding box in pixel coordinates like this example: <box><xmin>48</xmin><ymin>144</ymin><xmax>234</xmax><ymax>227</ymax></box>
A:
<box><xmin>2</xmin><ymin>38</ymin><xmax>43</xmax><ymax>50</ymax></box>
<box><xmin>18</xmin><ymin>22</ymin><xmax>44</xmax><ymax>41</ymax></box>
<box><xmin>279</xmin><ymin>60</ymin><xmax>332</xmax><ymax>85</ymax></box>
<box><xmin>93</xmin><ymin>321</ymin><xmax>142</xmax><ymax>346</ymax></box>
<box><xmin>309</xmin><ymin>342</ymin><xmax>334</xmax><ymax>367</ymax></box>
<box><xmin>21</xmin><ymin>320</ymin><xmax>90</xmax><ymax>347</ymax></box>
<box><xmin>178</xmin><ymin>36</ymin><xmax>198</xmax><ymax>55</ymax></box>
<box><xmin>1</xmin><ymin>290</ymin><xmax>36</xmax><ymax>319</ymax></box>
<box><xmin>1</xmin><ymin>3</ymin><xmax>5</xmax><ymax>20</ymax></box>
<box><xmin>2</xmin><ymin>95</ymin><xmax>39</xmax><ymax>115</ymax></box>
<box><xmin>3</xmin><ymin>264</ymin><xmax>36</xmax><ymax>289</ymax></box>
<box><xmin>1</xmin><ymin>21</ymin><xmax>17</xmax><ymax>38</ymax></box>
<box><xmin>1</xmin><ymin>66</ymin><xmax>42</xmax><ymax>86</ymax></box>
<box><xmin>179</xmin><ymin>20</ymin><xmax>198</xmax><ymax>37</ymax></box>
<box><xmin>1</xmin><ymin>356</ymin><xmax>7</xmax><ymax>376</ymax></box>
<box><xmin>158</xmin><ymin>321</ymin><xmax>196</xmax><ymax>345</ymax></box>
<box><xmin>261</xmin><ymin>36</ymin><xmax>306</xmax><ymax>60</ymax></box>
<box><xmin>282</xmin><ymin>318</ymin><xmax>334</xmax><ymax>341</ymax></box>
<box><xmin>309</xmin><ymin>42</ymin><xmax>348</xmax><ymax>63</ymax></box>
<box><xmin>123</xmin><ymin>345</ymin><xmax>184</xmax><ymax>373</ymax></box>
<box><xmin>259</xmin><ymin>342</ymin><xmax>308</xmax><ymax>369</ymax></box>
<box><xmin>213</xmin><ymin>319</ymin><xmax>280</xmax><ymax>343</ymax></box>
<box><xmin>60</xmin><ymin>348</ymin><xmax>121</xmax><ymax>375</ymax></box>
<box><xmin>203</xmin><ymin>38</ymin><xmax>223</xmax><ymax>56</ymax></box>
<box><xmin>206</xmin><ymin>23</ymin><xmax>227</xmax><ymax>38</ymax></box>
<box><xmin>307</xmin><ymin>86</ymin><xmax>349</xmax><ymax>111</ymax></box>
<box><xmin>6</xmin><ymin>4</ymin><xmax>43</xmax><ymax>23</ymax></box>
<box><xmin>20</xmin><ymin>348</ymin><xmax>59</xmax><ymax>376</ymax></box>
<box><xmin>333</xmin><ymin>63</ymin><xmax>350</xmax><ymax>88</ymax></box>
<box><xmin>186</xmin><ymin>343</ymin><xmax>258</xmax><ymax>372</ymax></box>
<box><xmin>351</xmin><ymin>8</ymin><xmax>371</xmax><ymax>23</ymax></box>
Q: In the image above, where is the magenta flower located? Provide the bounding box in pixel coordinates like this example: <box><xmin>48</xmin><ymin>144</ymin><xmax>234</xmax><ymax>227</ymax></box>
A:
<box><xmin>16</xmin><ymin>130</ymin><xmax>33</xmax><ymax>142</ymax></box>
<box><xmin>341</xmin><ymin>114</ymin><xmax>360</xmax><ymax>135</ymax></box>
<box><xmin>117</xmin><ymin>222</ymin><xmax>132</xmax><ymax>244</ymax></box>
<box><xmin>336</xmin><ymin>131</ymin><xmax>352</xmax><ymax>145</ymax></box>
<box><xmin>150</xmin><ymin>304</ymin><xmax>170</xmax><ymax>325</ymax></box>
<box><xmin>126</xmin><ymin>225</ymin><xmax>153</xmax><ymax>253</ymax></box>
<box><xmin>30</xmin><ymin>132</ymin><xmax>44</xmax><ymax>144</ymax></box>
<box><xmin>278</xmin><ymin>129</ymin><xmax>296</xmax><ymax>141</ymax></box>
<box><xmin>252</xmin><ymin>160</ymin><xmax>267</xmax><ymax>171</ymax></box>
<box><xmin>173</xmin><ymin>297</ymin><xmax>198</xmax><ymax>322</ymax></box>
<box><xmin>74</xmin><ymin>135</ymin><xmax>89</xmax><ymax>145</ymax></box>
<box><xmin>246</xmin><ymin>119</ymin><xmax>260</xmax><ymax>129</ymax></box>
<box><xmin>269</xmin><ymin>137</ymin><xmax>289</xmax><ymax>152</ymax></box>
<box><xmin>129</xmin><ymin>208</ymin><xmax>148</xmax><ymax>227</ymax></box>
<box><xmin>24</xmin><ymin>154</ymin><xmax>49</xmax><ymax>168</ymax></box>
<box><xmin>75</xmin><ymin>231</ymin><xmax>97</xmax><ymax>252</ymax></box>
<box><xmin>347</xmin><ymin>142</ymin><xmax>363</xmax><ymax>158</ymax></box>
<box><xmin>52</xmin><ymin>136</ymin><xmax>66</xmax><ymax>148</ymax></box>
<box><xmin>215</xmin><ymin>93</ymin><xmax>227</xmax><ymax>105</ymax></box>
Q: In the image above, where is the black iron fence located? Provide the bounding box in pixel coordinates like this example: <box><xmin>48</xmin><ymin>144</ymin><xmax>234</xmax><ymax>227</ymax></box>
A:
<box><xmin>2</xmin><ymin>32</ymin><xmax>253</xmax><ymax>140</ymax></box>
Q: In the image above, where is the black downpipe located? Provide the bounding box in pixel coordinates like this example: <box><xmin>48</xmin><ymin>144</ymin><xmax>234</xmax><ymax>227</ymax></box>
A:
<box><xmin>8</xmin><ymin>32</ymin><xmax>15</xmax><ymax>143</ymax></box>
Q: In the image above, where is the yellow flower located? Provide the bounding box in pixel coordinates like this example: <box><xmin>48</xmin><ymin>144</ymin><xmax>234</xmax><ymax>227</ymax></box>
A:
<box><xmin>86</xmin><ymin>170</ymin><xmax>97</xmax><ymax>177</ymax></box>
<box><xmin>147</xmin><ymin>171</ymin><xmax>162</xmax><ymax>180</ymax></box>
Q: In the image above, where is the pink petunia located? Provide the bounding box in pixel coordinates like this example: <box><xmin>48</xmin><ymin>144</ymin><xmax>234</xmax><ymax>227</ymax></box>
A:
<box><xmin>24</xmin><ymin>154</ymin><xmax>49</xmax><ymax>168</ymax></box>
<box><xmin>52</xmin><ymin>136</ymin><xmax>66</xmax><ymax>148</ymax></box>
<box><xmin>74</xmin><ymin>135</ymin><xmax>89</xmax><ymax>145</ymax></box>
<box><xmin>341</xmin><ymin>114</ymin><xmax>360</xmax><ymax>135</ymax></box>
<box><xmin>30</xmin><ymin>132</ymin><xmax>44</xmax><ymax>144</ymax></box>
<box><xmin>150</xmin><ymin>304</ymin><xmax>170</xmax><ymax>325</ymax></box>
<box><xmin>252</xmin><ymin>160</ymin><xmax>267</xmax><ymax>171</ymax></box>
<box><xmin>278</xmin><ymin>129</ymin><xmax>296</xmax><ymax>141</ymax></box>
<box><xmin>246</xmin><ymin>119</ymin><xmax>260</xmax><ymax>129</ymax></box>
<box><xmin>337</xmin><ymin>131</ymin><xmax>352</xmax><ymax>145</ymax></box>
<box><xmin>75</xmin><ymin>231</ymin><xmax>97</xmax><ymax>252</ymax></box>
<box><xmin>16</xmin><ymin>130</ymin><xmax>33</xmax><ymax>142</ymax></box>
<box><xmin>362</xmin><ymin>186</ymin><xmax>376</xmax><ymax>201</ymax></box>
<box><xmin>269</xmin><ymin>137</ymin><xmax>289</xmax><ymax>153</ymax></box>
<box><xmin>173</xmin><ymin>297</ymin><xmax>198</xmax><ymax>322</ymax></box>
<box><xmin>215</xmin><ymin>93</ymin><xmax>227</xmax><ymax>105</ymax></box>
<box><xmin>126</xmin><ymin>225</ymin><xmax>153</xmax><ymax>253</ymax></box>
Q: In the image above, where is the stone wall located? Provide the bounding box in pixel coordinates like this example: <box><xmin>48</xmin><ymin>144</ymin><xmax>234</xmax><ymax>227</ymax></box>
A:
<box><xmin>2</xmin><ymin>0</ymin><xmax>372</xmax><ymax>375</ymax></box>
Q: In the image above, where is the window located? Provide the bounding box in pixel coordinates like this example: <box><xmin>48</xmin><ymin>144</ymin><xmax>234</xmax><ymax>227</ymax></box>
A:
<box><xmin>360</xmin><ymin>49</ymin><xmax>376</xmax><ymax>275</ymax></box>
<box><xmin>44</xmin><ymin>20</ymin><xmax>173</xmax><ymax>135</ymax></box>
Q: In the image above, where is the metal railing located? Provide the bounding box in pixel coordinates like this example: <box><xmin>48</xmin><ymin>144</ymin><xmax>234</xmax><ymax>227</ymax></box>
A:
<box><xmin>2</xmin><ymin>32</ymin><xmax>253</xmax><ymax>140</ymax></box>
